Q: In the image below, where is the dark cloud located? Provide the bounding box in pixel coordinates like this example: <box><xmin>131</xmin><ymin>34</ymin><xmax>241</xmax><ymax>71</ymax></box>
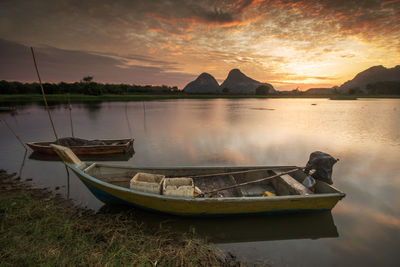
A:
<box><xmin>0</xmin><ymin>39</ymin><xmax>195</xmax><ymax>87</ymax></box>
<box><xmin>2</xmin><ymin>0</ymin><xmax>398</xmax><ymax>49</ymax></box>
<box><xmin>93</xmin><ymin>52</ymin><xmax>180</xmax><ymax>70</ymax></box>
<box><xmin>0</xmin><ymin>1</ymin><xmax>398</xmax><ymax>89</ymax></box>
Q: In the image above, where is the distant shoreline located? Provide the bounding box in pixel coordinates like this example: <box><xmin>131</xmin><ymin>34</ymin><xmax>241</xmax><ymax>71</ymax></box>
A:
<box><xmin>1</xmin><ymin>93</ymin><xmax>399</xmax><ymax>103</ymax></box>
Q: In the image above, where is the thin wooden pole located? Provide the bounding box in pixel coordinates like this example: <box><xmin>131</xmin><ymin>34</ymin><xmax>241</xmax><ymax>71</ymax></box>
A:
<box><xmin>67</xmin><ymin>93</ymin><xmax>74</xmax><ymax>137</ymax></box>
<box><xmin>30</xmin><ymin>47</ymin><xmax>59</xmax><ymax>143</ymax></box>
<box><xmin>65</xmin><ymin>165</ymin><xmax>70</xmax><ymax>200</ymax></box>
<box><xmin>189</xmin><ymin>167</ymin><xmax>288</xmax><ymax>178</ymax></box>
<box><xmin>198</xmin><ymin>168</ymin><xmax>299</xmax><ymax>197</ymax></box>
<box><xmin>19</xmin><ymin>149</ymin><xmax>28</xmax><ymax>178</ymax></box>
<box><xmin>125</xmin><ymin>102</ymin><xmax>132</xmax><ymax>137</ymax></box>
<box><xmin>142</xmin><ymin>101</ymin><xmax>147</xmax><ymax>133</ymax></box>
<box><xmin>0</xmin><ymin>117</ymin><xmax>27</xmax><ymax>150</ymax></box>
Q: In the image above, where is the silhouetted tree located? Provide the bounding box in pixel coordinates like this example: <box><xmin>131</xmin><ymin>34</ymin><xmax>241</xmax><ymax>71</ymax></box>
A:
<box><xmin>82</xmin><ymin>76</ymin><xmax>93</xmax><ymax>83</ymax></box>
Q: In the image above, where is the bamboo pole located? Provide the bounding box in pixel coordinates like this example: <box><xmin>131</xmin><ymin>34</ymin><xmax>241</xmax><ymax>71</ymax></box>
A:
<box><xmin>197</xmin><ymin>168</ymin><xmax>299</xmax><ymax>197</ymax></box>
<box><xmin>18</xmin><ymin>149</ymin><xmax>28</xmax><ymax>178</ymax></box>
<box><xmin>30</xmin><ymin>47</ymin><xmax>59</xmax><ymax>143</ymax></box>
<box><xmin>125</xmin><ymin>102</ymin><xmax>132</xmax><ymax>137</ymax></box>
<box><xmin>65</xmin><ymin>165</ymin><xmax>70</xmax><ymax>200</ymax></box>
<box><xmin>0</xmin><ymin>117</ymin><xmax>27</xmax><ymax>150</ymax></box>
<box><xmin>189</xmin><ymin>167</ymin><xmax>288</xmax><ymax>178</ymax></box>
<box><xmin>142</xmin><ymin>101</ymin><xmax>147</xmax><ymax>133</ymax></box>
<box><xmin>67</xmin><ymin>93</ymin><xmax>74</xmax><ymax>137</ymax></box>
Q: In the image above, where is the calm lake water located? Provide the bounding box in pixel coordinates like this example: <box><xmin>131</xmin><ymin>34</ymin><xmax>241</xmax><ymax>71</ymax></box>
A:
<box><xmin>1</xmin><ymin>98</ymin><xmax>399</xmax><ymax>266</ymax></box>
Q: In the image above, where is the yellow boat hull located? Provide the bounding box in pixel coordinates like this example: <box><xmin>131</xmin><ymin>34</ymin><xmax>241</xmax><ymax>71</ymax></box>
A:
<box><xmin>73</xmin><ymin>165</ymin><xmax>344</xmax><ymax>216</ymax></box>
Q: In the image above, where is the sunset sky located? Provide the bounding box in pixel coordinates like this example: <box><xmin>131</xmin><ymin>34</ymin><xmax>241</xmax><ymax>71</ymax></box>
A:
<box><xmin>0</xmin><ymin>0</ymin><xmax>399</xmax><ymax>90</ymax></box>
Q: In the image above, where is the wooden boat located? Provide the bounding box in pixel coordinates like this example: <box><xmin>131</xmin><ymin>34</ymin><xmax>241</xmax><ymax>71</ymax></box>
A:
<box><xmin>29</xmin><ymin>150</ymin><xmax>134</xmax><ymax>162</ymax></box>
<box><xmin>27</xmin><ymin>138</ymin><xmax>134</xmax><ymax>155</ymax></box>
<box><xmin>52</xmin><ymin>144</ymin><xmax>345</xmax><ymax>217</ymax></box>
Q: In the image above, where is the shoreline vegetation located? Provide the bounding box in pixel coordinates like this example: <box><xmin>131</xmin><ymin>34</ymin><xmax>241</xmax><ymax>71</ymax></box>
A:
<box><xmin>1</xmin><ymin>79</ymin><xmax>399</xmax><ymax>104</ymax></box>
<box><xmin>1</xmin><ymin>93</ymin><xmax>399</xmax><ymax>103</ymax></box>
<box><xmin>0</xmin><ymin>170</ymin><xmax>239</xmax><ymax>266</ymax></box>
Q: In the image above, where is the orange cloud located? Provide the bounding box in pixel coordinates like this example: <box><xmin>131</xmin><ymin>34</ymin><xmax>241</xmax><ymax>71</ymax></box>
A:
<box><xmin>148</xmin><ymin>28</ymin><xmax>164</xmax><ymax>33</ymax></box>
<box><xmin>1</xmin><ymin>0</ymin><xmax>399</xmax><ymax>89</ymax></box>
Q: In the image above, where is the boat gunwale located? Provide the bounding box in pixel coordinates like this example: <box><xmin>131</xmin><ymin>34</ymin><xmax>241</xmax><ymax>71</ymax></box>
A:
<box><xmin>68</xmin><ymin>163</ymin><xmax>346</xmax><ymax>202</ymax></box>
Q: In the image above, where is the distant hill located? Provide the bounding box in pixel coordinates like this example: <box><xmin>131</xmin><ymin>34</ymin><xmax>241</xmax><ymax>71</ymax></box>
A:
<box><xmin>220</xmin><ymin>69</ymin><xmax>275</xmax><ymax>94</ymax></box>
<box><xmin>304</xmin><ymin>88</ymin><xmax>335</xmax><ymax>95</ymax></box>
<box><xmin>183</xmin><ymin>73</ymin><xmax>219</xmax><ymax>93</ymax></box>
<box><xmin>340</xmin><ymin>65</ymin><xmax>400</xmax><ymax>93</ymax></box>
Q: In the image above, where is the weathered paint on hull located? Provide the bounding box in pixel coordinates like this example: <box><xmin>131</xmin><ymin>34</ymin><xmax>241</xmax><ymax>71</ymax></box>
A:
<box><xmin>74</xmin><ymin>167</ymin><xmax>343</xmax><ymax>217</ymax></box>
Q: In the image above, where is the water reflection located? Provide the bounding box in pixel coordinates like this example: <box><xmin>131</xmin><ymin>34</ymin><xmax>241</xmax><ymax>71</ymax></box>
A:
<box><xmin>82</xmin><ymin>102</ymin><xmax>102</xmax><ymax>120</ymax></box>
<box><xmin>97</xmin><ymin>207</ymin><xmax>338</xmax><ymax>244</ymax></box>
<box><xmin>1</xmin><ymin>99</ymin><xmax>399</xmax><ymax>266</ymax></box>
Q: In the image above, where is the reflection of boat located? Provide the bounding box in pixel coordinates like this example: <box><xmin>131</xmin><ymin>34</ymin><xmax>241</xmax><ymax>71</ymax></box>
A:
<box><xmin>52</xmin><ymin>145</ymin><xmax>345</xmax><ymax>217</ymax></box>
<box><xmin>27</xmin><ymin>138</ymin><xmax>134</xmax><ymax>155</ymax></box>
<box><xmin>99</xmin><ymin>206</ymin><xmax>338</xmax><ymax>243</ymax></box>
<box><xmin>29</xmin><ymin>150</ymin><xmax>134</xmax><ymax>162</ymax></box>
<box><xmin>194</xmin><ymin>210</ymin><xmax>338</xmax><ymax>243</ymax></box>
<box><xmin>0</xmin><ymin>107</ymin><xmax>16</xmax><ymax>112</ymax></box>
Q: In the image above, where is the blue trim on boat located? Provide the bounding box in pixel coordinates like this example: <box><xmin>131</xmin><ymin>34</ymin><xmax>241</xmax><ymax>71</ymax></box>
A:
<box><xmin>82</xmin><ymin>180</ymin><xmax>330</xmax><ymax>217</ymax></box>
<box><xmin>83</xmin><ymin>180</ymin><xmax>135</xmax><ymax>206</ymax></box>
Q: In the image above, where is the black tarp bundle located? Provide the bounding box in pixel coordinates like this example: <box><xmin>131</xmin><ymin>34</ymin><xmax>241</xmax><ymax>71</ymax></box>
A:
<box><xmin>304</xmin><ymin>151</ymin><xmax>338</xmax><ymax>185</ymax></box>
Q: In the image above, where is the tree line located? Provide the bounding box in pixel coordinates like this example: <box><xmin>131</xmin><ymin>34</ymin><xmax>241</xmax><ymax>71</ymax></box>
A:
<box><xmin>1</xmin><ymin>78</ymin><xmax>399</xmax><ymax>95</ymax></box>
<box><xmin>0</xmin><ymin>77</ymin><xmax>180</xmax><ymax>95</ymax></box>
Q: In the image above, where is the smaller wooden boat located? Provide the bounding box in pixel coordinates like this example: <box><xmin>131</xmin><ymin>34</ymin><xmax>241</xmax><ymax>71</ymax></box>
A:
<box><xmin>51</xmin><ymin>144</ymin><xmax>345</xmax><ymax>217</ymax></box>
<box><xmin>27</xmin><ymin>138</ymin><xmax>134</xmax><ymax>155</ymax></box>
<box><xmin>29</xmin><ymin>150</ymin><xmax>134</xmax><ymax>162</ymax></box>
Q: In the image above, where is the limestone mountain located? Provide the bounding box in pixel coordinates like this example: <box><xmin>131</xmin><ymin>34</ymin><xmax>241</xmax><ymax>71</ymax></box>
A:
<box><xmin>219</xmin><ymin>69</ymin><xmax>275</xmax><ymax>94</ymax></box>
<box><xmin>183</xmin><ymin>72</ymin><xmax>220</xmax><ymax>93</ymax></box>
<box><xmin>340</xmin><ymin>65</ymin><xmax>400</xmax><ymax>92</ymax></box>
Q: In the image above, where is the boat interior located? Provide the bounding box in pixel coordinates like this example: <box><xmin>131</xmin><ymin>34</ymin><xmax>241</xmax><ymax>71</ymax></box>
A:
<box><xmin>29</xmin><ymin>151</ymin><xmax>134</xmax><ymax>162</ymax></box>
<box><xmin>31</xmin><ymin>139</ymin><xmax>131</xmax><ymax>146</ymax></box>
<box><xmin>80</xmin><ymin>163</ymin><xmax>342</xmax><ymax>198</ymax></box>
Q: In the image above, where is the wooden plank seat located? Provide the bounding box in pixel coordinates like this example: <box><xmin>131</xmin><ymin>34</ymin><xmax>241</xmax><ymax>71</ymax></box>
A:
<box><xmin>271</xmin><ymin>170</ymin><xmax>312</xmax><ymax>195</ymax></box>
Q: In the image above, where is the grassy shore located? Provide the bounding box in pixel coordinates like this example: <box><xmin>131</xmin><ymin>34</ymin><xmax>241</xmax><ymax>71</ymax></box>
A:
<box><xmin>1</xmin><ymin>93</ymin><xmax>399</xmax><ymax>103</ymax></box>
<box><xmin>0</xmin><ymin>170</ymin><xmax>236</xmax><ymax>266</ymax></box>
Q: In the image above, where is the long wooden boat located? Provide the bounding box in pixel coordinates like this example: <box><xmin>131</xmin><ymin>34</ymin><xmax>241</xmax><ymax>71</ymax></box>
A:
<box><xmin>27</xmin><ymin>138</ymin><xmax>134</xmax><ymax>155</ymax></box>
<box><xmin>52</xmin><ymin>144</ymin><xmax>345</xmax><ymax>217</ymax></box>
